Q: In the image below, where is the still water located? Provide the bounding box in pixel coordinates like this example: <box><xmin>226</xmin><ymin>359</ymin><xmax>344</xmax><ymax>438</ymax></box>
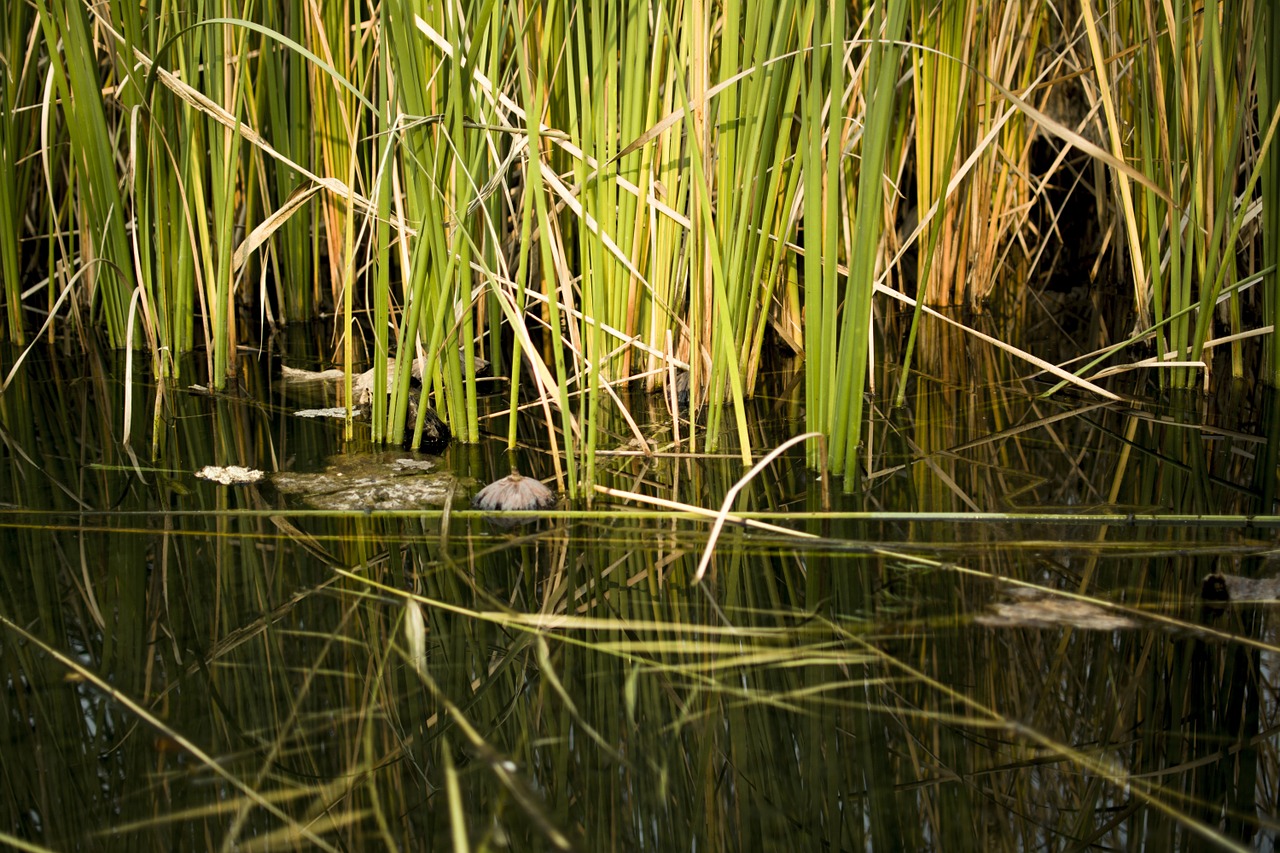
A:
<box><xmin>1</xmin><ymin>332</ymin><xmax>1277</xmax><ymax>851</ymax></box>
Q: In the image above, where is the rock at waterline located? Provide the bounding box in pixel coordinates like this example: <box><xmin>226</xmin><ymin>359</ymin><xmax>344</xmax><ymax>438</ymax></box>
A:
<box><xmin>1201</xmin><ymin>572</ymin><xmax>1280</xmax><ymax>603</ymax></box>
<box><xmin>403</xmin><ymin>403</ymin><xmax>452</xmax><ymax>455</ymax></box>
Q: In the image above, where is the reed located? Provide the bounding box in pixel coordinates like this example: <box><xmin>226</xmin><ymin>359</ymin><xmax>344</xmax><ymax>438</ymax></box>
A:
<box><xmin>0</xmin><ymin>0</ymin><xmax>1276</xmax><ymax>485</ymax></box>
<box><xmin>0</xmin><ymin>2</ymin><xmax>39</xmax><ymax>346</ymax></box>
<box><xmin>1084</xmin><ymin>0</ymin><xmax>1274</xmax><ymax>389</ymax></box>
<box><xmin>1263</xmin><ymin>3</ymin><xmax>1280</xmax><ymax>384</ymax></box>
<box><xmin>32</xmin><ymin>0</ymin><xmax>137</xmax><ymax>349</ymax></box>
<box><xmin>826</xmin><ymin>2</ymin><xmax>907</xmax><ymax>478</ymax></box>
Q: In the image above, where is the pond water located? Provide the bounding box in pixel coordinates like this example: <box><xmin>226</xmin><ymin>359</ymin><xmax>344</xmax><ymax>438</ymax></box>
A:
<box><xmin>1</xmin><ymin>328</ymin><xmax>1278</xmax><ymax>851</ymax></box>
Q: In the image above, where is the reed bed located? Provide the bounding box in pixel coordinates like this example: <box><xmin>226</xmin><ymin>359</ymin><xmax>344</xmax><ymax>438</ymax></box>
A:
<box><xmin>0</xmin><ymin>0</ymin><xmax>1276</xmax><ymax>488</ymax></box>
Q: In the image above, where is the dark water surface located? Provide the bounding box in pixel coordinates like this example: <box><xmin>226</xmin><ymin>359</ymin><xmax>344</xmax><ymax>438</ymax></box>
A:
<box><xmin>2</xmin><ymin>335</ymin><xmax>1278</xmax><ymax>851</ymax></box>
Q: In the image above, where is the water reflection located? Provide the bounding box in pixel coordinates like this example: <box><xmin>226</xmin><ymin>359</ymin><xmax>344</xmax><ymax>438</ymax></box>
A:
<box><xmin>1</xmin><ymin>339</ymin><xmax>1277</xmax><ymax>850</ymax></box>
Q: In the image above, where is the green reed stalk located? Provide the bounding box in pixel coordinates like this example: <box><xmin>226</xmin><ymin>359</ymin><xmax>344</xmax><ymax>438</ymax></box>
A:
<box><xmin>514</xmin><ymin>2</ymin><xmax>578</xmax><ymax>496</ymax></box>
<box><xmin>473</xmin><ymin>8</ymin><xmax>508</xmax><ymax>446</ymax></box>
<box><xmin>312</xmin><ymin>2</ymin><xmax>354</xmax><ymax>322</ymax></box>
<box><xmin>1160</xmin><ymin>2</ymin><xmax>1192</xmax><ymax>387</ymax></box>
<box><xmin>438</xmin><ymin>7</ymin><xmax>470</xmax><ymax>446</ymax></box>
<box><xmin>506</xmin><ymin>159</ymin><xmax>536</xmax><ymax>451</ymax></box>
<box><xmin>258</xmin><ymin>4</ymin><xmax>314</xmax><ymax>321</ymax></box>
<box><xmin>206</xmin><ymin>18</ymin><xmax>252</xmax><ymax>389</ymax></box>
<box><xmin>126</xmin><ymin>2</ymin><xmax>200</xmax><ymax>370</ymax></box>
<box><xmin>32</xmin><ymin>0</ymin><xmax>137</xmax><ymax>347</ymax></box>
<box><xmin>822</xmin><ymin>0</ymin><xmax>845</xmax><ymax>438</ymax></box>
<box><xmin>0</xmin><ymin>2</ymin><xmax>37</xmax><ymax>345</ymax></box>
<box><xmin>827</xmin><ymin>2</ymin><xmax>907</xmax><ymax>480</ymax></box>
<box><xmin>896</xmin><ymin>0</ymin><xmax>969</xmax><ymax>406</ymax></box>
<box><xmin>1262</xmin><ymin>0</ymin><xmax>1280</xmax><ymax>383</ymax></box>
<box><xmin>644</xmin><ymin>34</ymin><xmax>688</xmax><ymax>404</ymax></box>
<box><xmin>800</xmin><ymin>0</ymin><xmax>828</xmax><ymax>468</ymax></box>
<box><xmin>382</xmin><ymin>0</ymin><xmax>465</xmax><ymax>452</ymax></box>
<box><xmin>114</xmin><ymin>1</ymin><xmax>165</xmax><ymax>375</ymax></box>
<box><xmin>660</xmin><ymin>0</ymin><xmax>751</xmax><ymax>462</ymax></box>
<box><xmin>380</xmin><ymin>0</ymin><xmax>427</xmax><ymax>445</ymax></box>
<box><xmin>613</xmin><ymin>0</ymin><xmax>647</xmax><ymax>383</ymax></box>
<box><xmin>342</xmin><ymin>138</ymin><xmax>358</xmax><ymax>443</ymax></box>
<box><xmin>1122</xmin><ymin>0</ymin><xmax>1258</xmax><ymax>389</ymax></box>
<box><xmin>1080</xmin><ymin>0</ymin><xmax>1149</xmax><ymax>332</ymax></box>
<box><xmin>568</xmin><ymin>0</ymin><xmax>603</xmax><ymax>489</ymax></box>
<box><xmin>1206</xmin><ymin>9</ymin><xmax>1247</xmax><ymax>378</ymax></box>
<box><xmin>717</xmin><ymin>0</ymin><xmax>804</xmax><ymax>392</ymax></box>
<box><xmin>911</xmin><ymin>0</ymin><xmax>971</xmax><ymax>308</ymax></box>
<box><xmin>501</xmin><ymin>4</ymin><xmax>538</xmax><ymax>451</ymax></box>
<box><xmin>372</xmin><ymin>61</ymin><xmax>393</xmax><ymax>445</ymax></box>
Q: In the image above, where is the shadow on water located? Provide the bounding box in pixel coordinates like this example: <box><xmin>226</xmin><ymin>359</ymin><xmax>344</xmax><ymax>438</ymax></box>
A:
<box><xmin>2</xmin><ymin>321</ymin><xmax>1279</xmax><ymax>851</ymax></box>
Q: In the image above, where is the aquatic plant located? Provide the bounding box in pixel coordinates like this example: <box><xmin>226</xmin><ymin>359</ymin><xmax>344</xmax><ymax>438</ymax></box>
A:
<box><xmin>0</xmin><ymin>0</ymin><xmax>1275</xmax><ymax>489</ymax></box>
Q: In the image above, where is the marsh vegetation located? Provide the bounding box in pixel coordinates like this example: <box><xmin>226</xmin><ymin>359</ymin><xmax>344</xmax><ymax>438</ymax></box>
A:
<box><xmin>2</xmin><ymin>0</ymin><xmax>1280</xmax><ymax>849</ymax></box>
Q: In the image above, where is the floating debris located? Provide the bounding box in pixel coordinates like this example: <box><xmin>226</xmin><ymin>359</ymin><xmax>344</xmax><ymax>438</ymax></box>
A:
<box><xmin>355</xmin><ymin>353</ymin><xmax>490</xmax><ymax>405</ymax></box>
<box><xmin>283</xmin><ymin>353</ymin><xmax>491</xmax><ymax>407</ymax></box>
<box><xmin>473</xmin><ymin>471</ymin><xmax>556</xmax><ymax>524</ymax></box>
<box><xmin>280</xmin><ymin>365</ymin><xmax>345</xmax><ymax>384</ymax></box>
<box><xmin>195</xmin><ymin>465</ymin><xmax>264</xmax><ymax>486</ymax></box>
<box><xmin>293</xmin><ymin>407</ymin><xmax>357</xmax><ymax>419</ymax></box>
<box><xmin>392</xmin><ymin>458</ymin><xmax>436</xmax><ymax>472</ymax></box>
<box><xmin>271</xmin><ymin>453</ymin><xmax>466</xmax><ymax>511</ymax></box>
<box><xmin>976</xmin><ymin>587</ymin><xmax>1138</xmax><ymax>631</ymax></box>
<box><xmin>353</xmin><ymin>358</ymin><xmax>420</xmax><ymax>407</ymax></box>
<box><xmin>280</xmin><ymin>357</ymin><xmax>425</xmax><ymax>407</ymax></box>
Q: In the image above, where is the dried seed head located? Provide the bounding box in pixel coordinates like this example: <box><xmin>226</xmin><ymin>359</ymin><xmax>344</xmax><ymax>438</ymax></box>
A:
<box><xmin>473</xmin><ymin>471</ymin><xmax>556</xmax><ymax>513</ymax></box>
